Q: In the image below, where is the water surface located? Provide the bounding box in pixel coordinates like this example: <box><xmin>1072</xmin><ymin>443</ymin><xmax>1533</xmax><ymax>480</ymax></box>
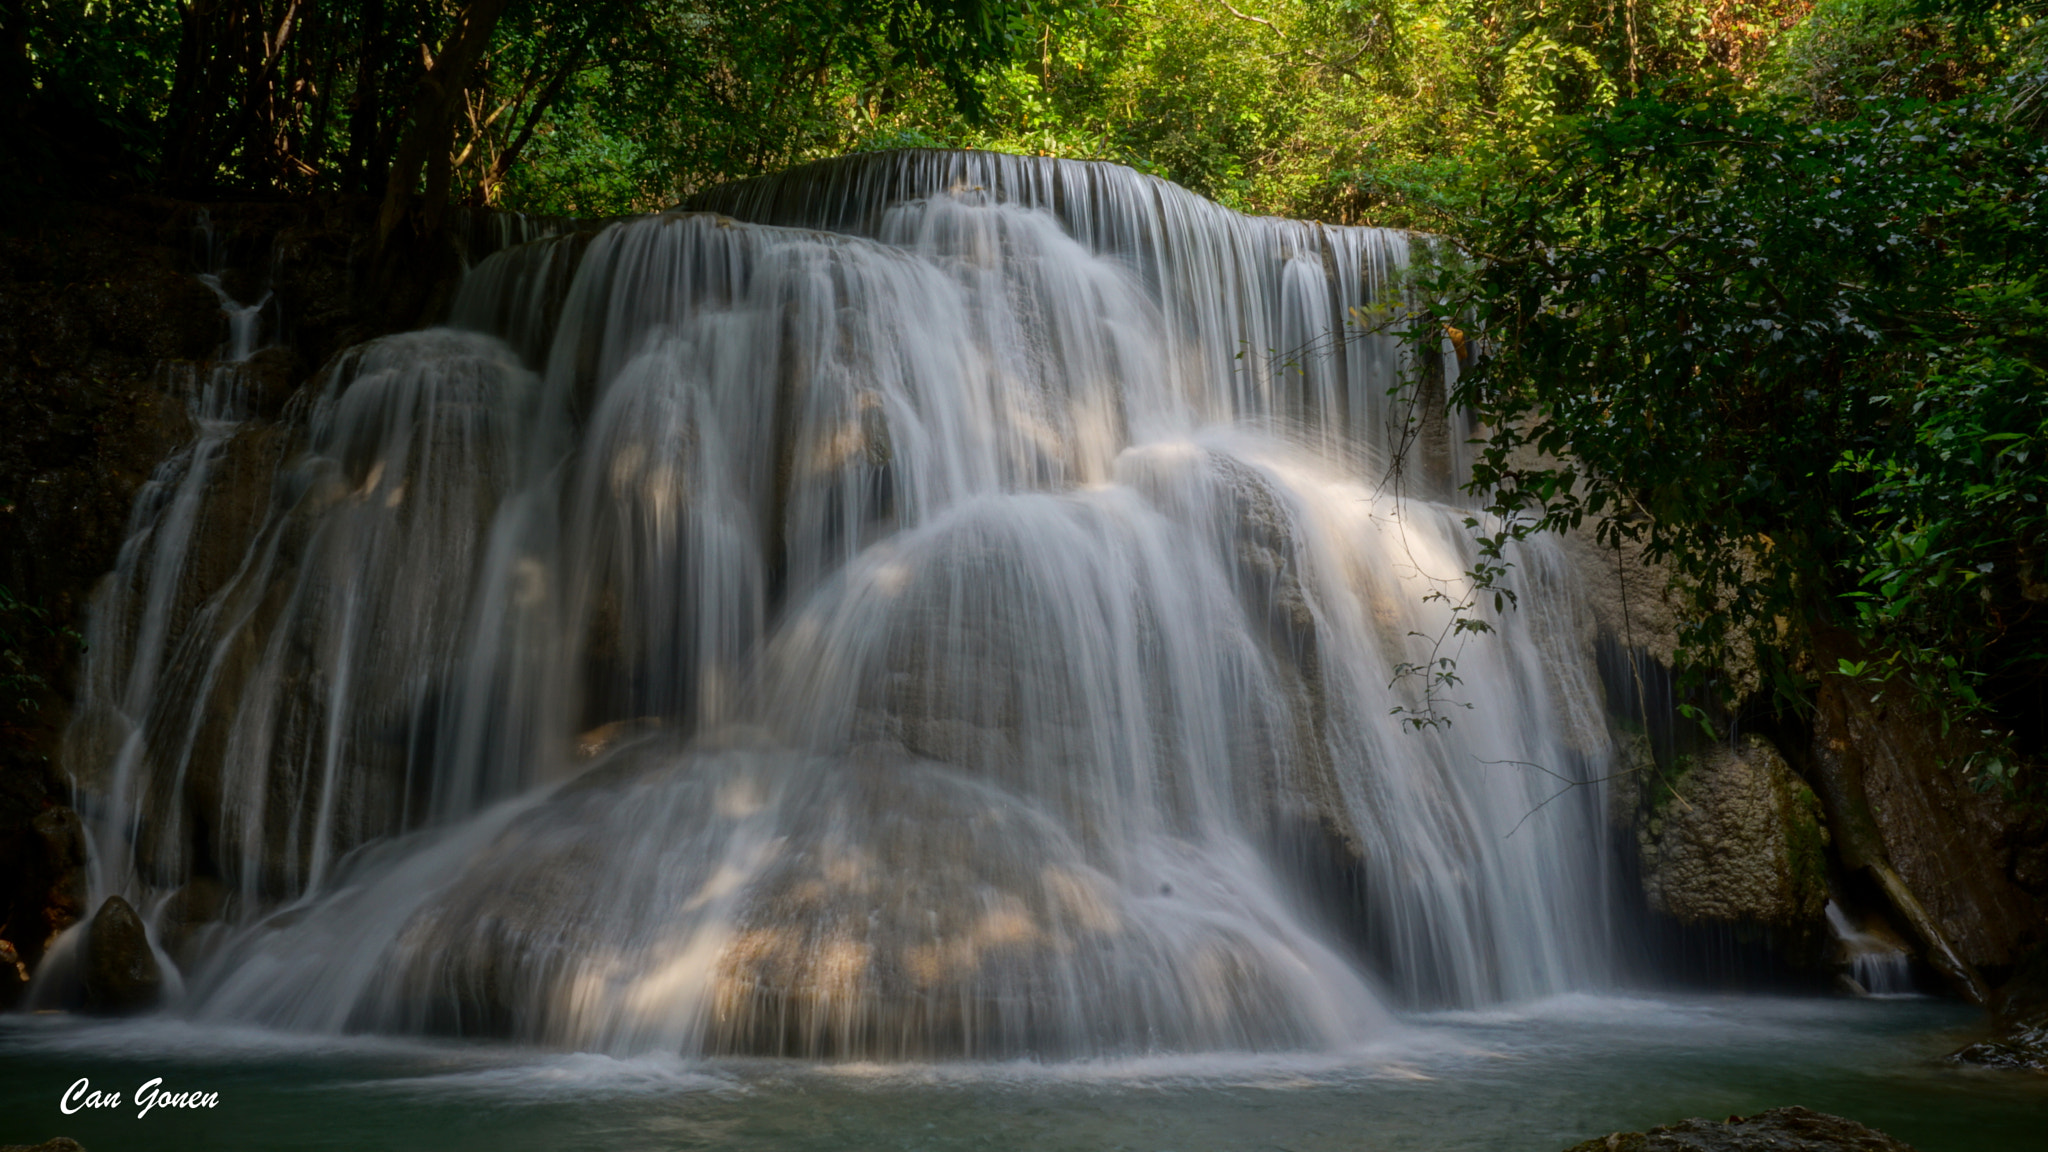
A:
<box><xmin>4</xmin><ymin>995</ymin><xmax>2037</xmax><ymax>1151</ymax></box>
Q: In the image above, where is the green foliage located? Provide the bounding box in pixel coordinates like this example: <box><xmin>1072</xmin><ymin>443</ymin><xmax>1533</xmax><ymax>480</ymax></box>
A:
<box><xmin>488</xmin><ymin>0</ymin><xmax>1041</xmax><ymax>212</ymax></box>
<box><xmin>4</xmin><ymin>0</ymin><xmax>1043</xmax><ymax>209</ymax></box>
<box><xmin>17</xmin><ymin>0</ymin><xmax>180</xmax><ymax>114</ymax></box>
<box><xmin>2</xmin><ymin>0</ymin><xmax>180</xmax><ymax>188</ymax></box>
<box><xmin>1406</xmin><ymin>36</ymin><xmax>2046</xmax><ymax>788</ymax></box>
<box><xmin>1766</xmin><ymin>0</ymin><xmax>2019</xmax><ymax>113</ymax></box>
<box><xmin>8</xmin><ymin>0</ymin><xmax>1823</xmax><ymax>217</ymax></box>
<box><xmin>1838</xmin><ymin>326</ymin><xmax>2048</xmax><ymax>771</ymax></box>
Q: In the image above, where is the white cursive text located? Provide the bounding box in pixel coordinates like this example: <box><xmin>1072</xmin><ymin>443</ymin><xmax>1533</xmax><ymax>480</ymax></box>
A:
<box><xmin>60</xmin><ymin>1077</ymin><xmax>220</xmax><ymax>1117</ymax></box>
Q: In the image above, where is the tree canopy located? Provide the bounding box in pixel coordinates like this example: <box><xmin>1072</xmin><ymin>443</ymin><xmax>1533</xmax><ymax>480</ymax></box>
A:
<box><xmin>5</xmin><ymin>0</ymin><xmax>1834</xmax><ymax>218</ymax></box>
<box><xmin>1403</xmin><ymin>0</ymin><xmax>2046</xmax><ymax>789</ymax></box>
<box><xmin>0</xmin><ymin>0</ymin><xmax>1032</xmax><ymax>220</ymax></box>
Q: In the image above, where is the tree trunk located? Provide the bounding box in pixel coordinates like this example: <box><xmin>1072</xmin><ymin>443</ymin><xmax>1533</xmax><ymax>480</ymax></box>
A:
<box><xmin>159</xmin><ymin>0</ymin><xmax>219</xmax><ymax>188</ymax></box>
<box><xmin>342</xmin><ymin>0</ymin><xmax>385</xmax><ymax>195</ymax></box>
<box><xmin>376</xmin><ymin>0</ymin><xmax>512</xmax><ymax>247</ymax></box>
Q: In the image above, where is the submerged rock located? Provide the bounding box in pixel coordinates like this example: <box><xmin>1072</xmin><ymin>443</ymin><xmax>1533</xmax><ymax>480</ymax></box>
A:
<box><xmin>1948</xmin><ymin>1020</ymin><xmax>2048</xmax><ymax>1071</ymax></box>
<box><xmin>1949</xmin><ymin>942</ymin><xmax>2048</xmax><ymax>1070</ymax></box>
<box><xmin>1563</xmin><ymin>1106</ymin><xmax>1918</xmax><ymax>1151</ymax></box>
<box><xmin>155</xmin><ymin>875</ymin><xmax>229</xmax><ymax>970</ymax></box>
<box><xmin>81</xmin><ymin>894</ymin><xmax>162</xmax><ymax>1014</ymax></box>
<box><xmin>0</xmin><ymin>1140</ymin><xmax>88</xmax><ymax>1152</ymax></box>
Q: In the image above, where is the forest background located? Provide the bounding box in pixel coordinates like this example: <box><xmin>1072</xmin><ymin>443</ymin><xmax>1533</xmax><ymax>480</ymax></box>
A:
<box><xmin>3</xmin><ymin>0</ymin><xmax>1892</xmax><ymax>220</ymax></box>
<box><xmin>0</xmin><ymin>0</ymin><xmax>2043</xmax><ymax>795</ymax></box>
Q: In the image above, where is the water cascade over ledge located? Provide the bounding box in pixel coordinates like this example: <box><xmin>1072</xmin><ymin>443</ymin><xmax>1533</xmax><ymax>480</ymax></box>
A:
<box><xmin>54</xmin><ymin>150</ymin><xmax>1618</xmax><ymax>1059</ymax></box>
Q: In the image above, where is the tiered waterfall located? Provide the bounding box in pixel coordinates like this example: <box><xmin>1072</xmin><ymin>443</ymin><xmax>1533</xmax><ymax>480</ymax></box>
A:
<box><xmin>56</xmin><ymin>151</ymin><xmax>1617</xmax><ymax>1059</ymax></box>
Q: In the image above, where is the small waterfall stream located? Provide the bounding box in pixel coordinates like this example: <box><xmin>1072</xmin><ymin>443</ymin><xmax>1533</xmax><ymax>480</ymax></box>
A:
<box><xmin>1826</xmin><ymin>902</ymin><xmax>1917</xmax><ymax>997</ymax></box>
<box><xmin>54</xmin><ymin>151</ymin><xmax>1618</xmax><ymax>1059</ymax></box>
<box><xmin>67</xmin><ymin>212</ymin><xmax>264</xmax><ymax>907</ymax></box>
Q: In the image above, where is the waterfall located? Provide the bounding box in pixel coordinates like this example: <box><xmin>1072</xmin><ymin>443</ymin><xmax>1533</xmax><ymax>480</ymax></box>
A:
<box><xmin>1825</xmin><ymin>902</ymin><xmax>1916</xmax><ymax>997</ymax></box>
<box><xmin>55</xmin><ymin>151</ymin><xmax>1617</xmax><ymax>1058</ymax></box>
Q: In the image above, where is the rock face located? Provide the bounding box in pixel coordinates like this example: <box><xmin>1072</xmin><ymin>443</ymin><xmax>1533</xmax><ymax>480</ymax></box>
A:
<box><xmin>1808</xmin><ymin>638</ymin><xmax>2044</xmax><ymax>989</ymax></box>
<box><xmin>1562</xmin><ymin>528</ymin><xmax>1682</xmax><ymax>672</ymax></box>
<box><xmin>1993</xmin><ymin>940</ymin><xmax>2048</xmax><ymax>1021</ymax></box>
<box><xmin>1632</xmin><ymin>733</ymin><xmax>1829</xmax><ymax>932</ymax></box>
<box><xmin>80</xmin><ymin>894</ymin><xmax>162</xmax><ymax>1014</ymax></box>
<box><xmin>155</xmin><ymin>875</ymin><xmax>229</xmax><ymax>970</ymax></box>
<box><xmin>1563</xmin><ymin>1107</ymin><xmax>1919</xmax><ymax>1152</ymax></box>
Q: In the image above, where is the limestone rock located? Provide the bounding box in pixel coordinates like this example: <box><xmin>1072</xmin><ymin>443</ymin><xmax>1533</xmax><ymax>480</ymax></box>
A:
<box><xmin>574</xmin><ymin>717</ymin><xmax>663</xmax><ymax>760</ymax></box>
<box><xmin>81</xmin><ymin>894</ymin><xmax>162</xmax><ymax>1014</ymax></box>
<box><xmin>1562</xmin><ymin>1106</ymin><xmax>1918</xmax><ymax>1151</ymax></box>
<box><xmin>364</xmin><ymin>744</ymin><xmax>1349</xmax><ymax>1058</ymax></box>
<box><xmin>1560</xmin><ymin>526</ymin><xmax>1681</xmax><ymax>671</ymax></box>
<box><xmin>1637</xmin><ymin>733</ymin><xmax>1828</xmax><ymax>930</ymax></box>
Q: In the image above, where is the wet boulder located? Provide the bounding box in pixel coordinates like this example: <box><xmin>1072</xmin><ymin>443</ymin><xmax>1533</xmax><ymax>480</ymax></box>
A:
<box><xmin>81</xmin><ymin>895</ymin><xmax>163</xmax><ymax>1014</ymax></box>
<box><xmin>342</xmin><ymin>744</ymin><xmax>1369</xmax><ymax>1059</ymax></box>
<box><xmin>1562</xmin><ymin>1106</ymin><xmax>1918</xmax><ymax>1151</ymax></box>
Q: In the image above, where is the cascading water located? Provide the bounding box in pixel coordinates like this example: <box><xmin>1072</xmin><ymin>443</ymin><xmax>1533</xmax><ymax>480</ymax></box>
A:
<box><xmin>1825</xmin><ymin>902</ymin><xmax>1917</xmax><ymax>997</ymax></box>
<box><xmin>54</xmin><ymin>151</ymin><xmax>1618</xmax><ymax>1059</ymax></box>
<box><xmin>64</xmin><ymin>213</ymin><xmax>265</xmax><ymax>903</ymax></box>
